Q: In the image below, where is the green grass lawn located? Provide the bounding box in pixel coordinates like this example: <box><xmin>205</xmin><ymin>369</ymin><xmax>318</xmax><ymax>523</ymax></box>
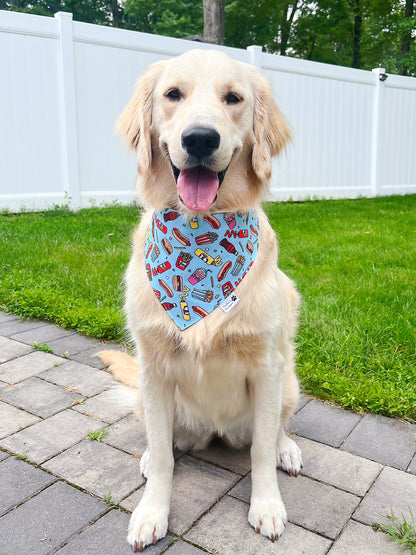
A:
<box><xmin>1</xmin><ymin>196</ymin><xmax>415</xmax><ymax>420</ymax></box>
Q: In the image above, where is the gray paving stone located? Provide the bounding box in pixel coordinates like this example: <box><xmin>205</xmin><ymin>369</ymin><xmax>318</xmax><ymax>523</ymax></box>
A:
<box><xmin>354</xmin><ymin>466</ymin><xmax>416</xmax><ymax>527</ymax></box>
<box><xmin>0</xmin><ymin>377</ymin><xmax>81</xmax><ymax>417</ymax></box>
<box><xmin>0</xmin><ymin>335</ymin><xmax>32</xmax><ymax>363</ymax></box>
<box><xmin>191</xmin><ymin>439</ymin><xmax>251</xmax><ymax>475</ymax></box>
<box><xmin>0</xmin><ymin>400</ymin><xmax>40</xmax><ymax>439</ymax></box>
<box><xmin>230</xmin><ymin>471</ymin><xmax>360</xmax><ymax>539</ymax></box>
<box><xmin>69</xmin><ymin>348</ymin><xmax>108</xmax><ymax>369</ymax></box>
<box><xmin>44</xmin><ymin>439</ymin><xmax>144</xmax><ymax>500</ymax></box>
<box><xmin>0</xmin><ymin>350</ymin><xmax>65</xmax><ymax>383</ymax></box>
<box><xmin>40</xmin><ymin>360</ymin><xmax>113</xmax><ymax>397</ymax></box>
<box><xmin>0</xmin><ymin>451</ymin><xmax>8</xmax><ymax>461</ymax></box>
<box><xmin>56</xmin><ymin>509</ymin><xmax>172</xmax><ymax>555</ymax></box>
<box><xmin>296</xmin><ymin>436</ymin><xmax>382</xmax><ymax>496</ymax></box>
<box><xmin>0</xmin><ymin>409</ymin><xmax>106</xmax><ymax>463</ymax></box>
<box><xmin>295</xmin><ymin>394</ymin><xmax>310</xmax><ymax>413</ymax></box>
<box><xmin>408</xmin><ymin>454</ymin><xmax>416</xmax><ymax>474</ymax></box>
<box><xmin>9</xmin><ymin>323</ymin><xmax>77</xmax><ymax>344</ymax></box>
<box><xmin>73</xmin><ymin>390</ymin><xmax>133</xmax><ymax>423</ymax></box>
<box><xmin>0</xmin><ymin>481</ymin><xmax>106</xmax><ymax>554</ymax></box>
<box><xmin>0</xmin><ymin>318</ymin><xmax>49</xmax><ymax>337</ymax></box>
<box><xmin>47</xmin><ymin>333</ymin><xmax>101</xmax><ymax>357</ymax></box>
<box><xmin>0</xmin><ymin>457</ymin><xmax>56</xmax><ymax>516</ymax></box>
<box><xmin>103</xmin><ymin>413</ymin><xmax>147</xmax><ymax>454</ymax></box>
<box><xmin>165</xmin><ymin>541</ymin><xmax>206</xmax><ymax>554</ymax></box>
<box><xmin>341</xmin><ymin>413</ymin><xmax>416</xmax><ymax>470</ymax></box>
<box><xmin>328</xmin><ymin>520</ymin><xmax>405</xmax><ymax>554</ymax></box>
<box><xmin>0</xmin><ymin>312</ymin><xmax>19</xmax><ymax>324</ymax></box>
<box><xmin>185</xmin><ymin>495</ymin><xmax>331</xmax><ymax>555</ymax></box>
<box><xmin>121</xmin><ymin>455</ymin><xmax>240</xmax><ymax>535</ymax></box>
<box><xmin>69</xmin><ymin>343</ymin><xmax>127</xmax><ymax>369</ymax></box>
<box><xmin>289</xmin><ymin>400</ymin><xmax>362</xmax><ymax>447</ymax></box>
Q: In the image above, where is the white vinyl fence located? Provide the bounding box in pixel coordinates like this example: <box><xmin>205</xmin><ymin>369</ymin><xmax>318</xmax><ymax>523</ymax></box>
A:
<box><xmin>1</xmin><ymin>10</ymin><xmax>415</xmax><ymax>211</ymax></box>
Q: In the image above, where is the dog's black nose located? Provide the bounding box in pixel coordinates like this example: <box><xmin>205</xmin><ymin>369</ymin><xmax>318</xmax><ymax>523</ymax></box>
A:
<box><xmin>181</xmin><ymin>126</ymin><xmax>220</xmax><ymax>159</ymax></box>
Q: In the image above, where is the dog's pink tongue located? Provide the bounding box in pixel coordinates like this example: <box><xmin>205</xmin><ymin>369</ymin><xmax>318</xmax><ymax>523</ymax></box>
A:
<box><xmin>177</xmin><ymin>167</ymin><xmax>219</xmax><ymax>212</ymax></box>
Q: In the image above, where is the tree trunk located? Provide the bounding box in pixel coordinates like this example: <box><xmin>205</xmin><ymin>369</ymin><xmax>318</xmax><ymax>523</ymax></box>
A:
<box><xmin>399</xmin><ymin>0</ymin><xmax>414</xmax><ymax>76</ymax></box>
<box><xmin>109</xmin><ymin>0</ymin><xmax>121</xmax><ymax>27</ymax></box>
<box><xmin>280</xmin><ymin>1</ymin><xmax>299</xmax><ymax>56</ymax></box>
<box><xmin>203</xmin><ymin>0</ymin><xmax>225</xmax><ymax>45</ymax></box>
<box><xmin>349</xmin><ymin>0</ymin><xmax>362</xmax><ymax>68</ymax></box>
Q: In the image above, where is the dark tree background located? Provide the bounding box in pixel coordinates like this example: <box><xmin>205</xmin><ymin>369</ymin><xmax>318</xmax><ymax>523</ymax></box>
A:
<box><xmin>1</xmin><ymin>0</ymin><xmax>414</xmax><ymax>75</ymax></box>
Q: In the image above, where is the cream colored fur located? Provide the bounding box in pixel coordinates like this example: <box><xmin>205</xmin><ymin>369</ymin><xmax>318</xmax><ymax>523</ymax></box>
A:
<box><xmin>101</xmin><ymin>49</ymin><xmax>303</xmax><ymax>552</ymax></box>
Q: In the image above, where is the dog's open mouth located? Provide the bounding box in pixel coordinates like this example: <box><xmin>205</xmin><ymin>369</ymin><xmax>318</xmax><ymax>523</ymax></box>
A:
<box><xmin>171</xmin><ymin>164</ymin><xmax>226</xmax><ymax>212</ymax></box>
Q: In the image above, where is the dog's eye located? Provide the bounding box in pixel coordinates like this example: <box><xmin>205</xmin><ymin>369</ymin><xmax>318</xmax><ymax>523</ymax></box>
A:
<box><xmin>224</xmin><ymin>92</ymin><xmax>242</xmax><ymax>105</ymax></box>
<box><xmin>165</xmin><ymin>88</ymin><xmax>182</xmax><ymax>101</ymax></box>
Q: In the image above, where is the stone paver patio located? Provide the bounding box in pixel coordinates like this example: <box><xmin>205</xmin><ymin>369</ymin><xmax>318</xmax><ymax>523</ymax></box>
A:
<box><xmin>0</xmin><ymin>310</ymin><xmax>415</xmax><ymax>554</ymax></box>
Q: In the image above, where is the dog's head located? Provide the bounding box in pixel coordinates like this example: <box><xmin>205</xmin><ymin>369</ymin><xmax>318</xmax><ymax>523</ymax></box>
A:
<box><xmin>118</xmin><ymin>50</ymin><xmax>291</xmax><ymax>213</ymax></box>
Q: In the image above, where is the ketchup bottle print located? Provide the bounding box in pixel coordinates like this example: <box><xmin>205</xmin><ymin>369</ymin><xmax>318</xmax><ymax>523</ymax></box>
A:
<box><xmin>219</xmin><ymin>238</ymin><xmax>238</xmax><ymax>255</ymax></box>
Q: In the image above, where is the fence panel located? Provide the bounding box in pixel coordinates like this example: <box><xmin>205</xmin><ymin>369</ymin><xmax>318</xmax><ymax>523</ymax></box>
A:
<box><xmin>0</xmin><ymin>11</ymin><xmax>64</xmax><ymax>209</ymax></box>
<box><xmin>0</xmin><ymin>9</ymin><xmax>415</xmax><ymax>211</ymax></box>
<box><xmin>261</xmin><ymin>52</ymin><xmax>376</xmax><ymax>200</ymax></box>
<box><xmin>380</xmin><ymin>75</ymin><xmax>416</xmax><ymax>196</ymax></box>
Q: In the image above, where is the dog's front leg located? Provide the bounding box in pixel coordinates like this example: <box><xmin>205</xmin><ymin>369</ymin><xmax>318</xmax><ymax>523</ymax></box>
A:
<box><xmin>248</xmin><ymin>351</ymin><xmax>287</xmax><ymax>541</ymax></box>
<box><xmin>127</xmin><ymin>367</ymin><xmax>175</xmax><ymax>552</ymax></box>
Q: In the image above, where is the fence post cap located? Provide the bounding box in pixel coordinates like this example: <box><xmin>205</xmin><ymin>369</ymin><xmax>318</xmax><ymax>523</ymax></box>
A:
<box><xmin>247</xmin><ymin>45</ymin><xmax>262</xmax><ymax>52</ymax></box>
<box><xmin>54</xmin><ymin>12</ymin><xmax>73</xmax><ymax>20</ymax></box>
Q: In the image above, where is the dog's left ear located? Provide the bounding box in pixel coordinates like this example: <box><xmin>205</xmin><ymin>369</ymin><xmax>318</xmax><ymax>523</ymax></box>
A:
<box><xmin>116</xmin><ymin>62</ymin><xmax>163</xmax><ymax>174</ymax></box>
<box><xmin>252</xmin><ymin>72</ymin><xmax>292</xmax><ymax>183</ymax></box>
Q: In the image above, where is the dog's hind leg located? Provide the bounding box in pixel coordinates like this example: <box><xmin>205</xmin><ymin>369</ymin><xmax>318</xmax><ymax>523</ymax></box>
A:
<box><xmin>276</xmin><ymin>426</ymin><xmax>303</xmax><ymax>476</ymax></box>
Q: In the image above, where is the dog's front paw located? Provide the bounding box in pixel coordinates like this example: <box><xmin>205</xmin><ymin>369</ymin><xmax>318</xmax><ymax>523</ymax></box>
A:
<box><xmin>248</xmin><ymin>496</ymin><xmax>287</xmax><ymax>541</ymax></box>
<box><xmin>127</xmin><ymin>500</ymin><xmax>168</xmax><ymax>552</ymax></box>
<box><xmin>276</xmin><ymin>435</ymin><xmax>303</xmax><ymax>476</ymax></box>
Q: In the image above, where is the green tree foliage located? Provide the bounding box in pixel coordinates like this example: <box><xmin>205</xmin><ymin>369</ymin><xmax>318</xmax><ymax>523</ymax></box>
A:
<box><xmin>123</xmin><ymin>0</ymin><xmax>203</xmax><ymax>38</ymax></box>
<box><xmin>225</xmin><ymin>0</ymin><xmax>415</xmax><ymax>75</ymax></box>
<box><xmin>1</xmin><ymin>0</ymin><xmax>120</xmax><ymax>26</ymax></box>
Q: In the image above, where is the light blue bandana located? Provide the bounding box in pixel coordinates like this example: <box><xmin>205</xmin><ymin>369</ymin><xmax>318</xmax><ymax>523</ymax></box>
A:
<box><xmin>144</xmin><ymin>210</ymin><xmax>259</xmax><ymax>330</ymax></box>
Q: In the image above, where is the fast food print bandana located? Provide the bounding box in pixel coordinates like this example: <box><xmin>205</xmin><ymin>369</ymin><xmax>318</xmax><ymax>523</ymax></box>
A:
<box><xmin>144</xmin><ymin>210</ymin><xmax>259</xmax><ymax>330</ymax></box>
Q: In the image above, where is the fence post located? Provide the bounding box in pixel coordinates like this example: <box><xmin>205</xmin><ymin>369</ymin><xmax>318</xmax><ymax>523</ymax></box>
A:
<box><xmin>370</xmin><ymin>68</ymin><xmax>387</xmax><ymax>197</ymax></box>
<box><xmin>247</xmin><ymin>45</ymin><xmax>263</xmax><ymax>69</ymax></box>
<box><xmin>55</xmin><ymin>12</ymin><xmax>80</xmax><ymax>210</ymax></box>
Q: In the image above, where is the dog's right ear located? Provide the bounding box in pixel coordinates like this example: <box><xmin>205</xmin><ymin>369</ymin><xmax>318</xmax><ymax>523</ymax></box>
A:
<box><xmin>116</xmin><ymin>62</ymin><xmax>162</xmax><ymax>174</ymax></box>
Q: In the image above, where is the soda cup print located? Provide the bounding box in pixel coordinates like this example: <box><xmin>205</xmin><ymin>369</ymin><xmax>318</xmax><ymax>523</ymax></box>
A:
<box><xmin>224</xmin><ymin>213</ymin><xmax>236</xmax><ymax>229</ymax></box>
<box><xmin>188</xmin><ymin>267</ymin><xmax>208</xmax><ymax>285</ymax></box>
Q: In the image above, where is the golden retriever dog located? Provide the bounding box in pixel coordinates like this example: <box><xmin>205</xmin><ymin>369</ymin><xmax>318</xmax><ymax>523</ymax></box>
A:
<box><xmin>100</xmin><ymin>49</ymin><xmax>302</xmax><ymax>552</ymax></box>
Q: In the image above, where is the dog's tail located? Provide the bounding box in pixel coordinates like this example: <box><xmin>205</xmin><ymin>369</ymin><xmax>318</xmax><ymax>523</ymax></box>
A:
<box><xmin>98</xmin><ymin>350</ymin><xmax>139</xmax><ymax>390</ymax></box>
<box><xmin>98</xmin><ymin>350</ymin><xmax>140</xmax><ymax>412</ymax></box>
